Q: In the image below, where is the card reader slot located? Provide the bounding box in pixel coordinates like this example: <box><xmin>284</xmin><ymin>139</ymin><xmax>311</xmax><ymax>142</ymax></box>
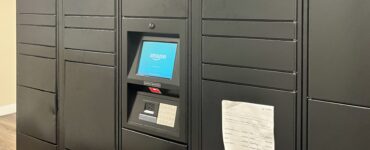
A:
<box><xmin>127</xmin><ymin>80</ymin><xmax>180</xmax><ymax>94</ymax></box>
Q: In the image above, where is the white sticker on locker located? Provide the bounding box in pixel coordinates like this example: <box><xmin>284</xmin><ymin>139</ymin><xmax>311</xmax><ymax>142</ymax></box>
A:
<box><xmin>222</xmin><ymin>100</ymin><xmax>275</xmax><ymax>150</ymax></box>
<box><xmin>157</xmin><ymin>103</ymin><xmax>177</xmax><ymax>127</ymax></box>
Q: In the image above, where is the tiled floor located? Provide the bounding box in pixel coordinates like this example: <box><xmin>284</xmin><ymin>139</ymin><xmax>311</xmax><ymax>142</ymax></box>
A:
<box><xmin>0</xmin><ymin>114</ymin><xmax>16</xmax><ymax>150</ymax></box>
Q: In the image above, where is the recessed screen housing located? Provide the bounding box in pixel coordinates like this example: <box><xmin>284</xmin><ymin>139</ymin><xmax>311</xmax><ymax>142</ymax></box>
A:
<box><xmin>127</xmin><ymin>36</ymin><xmax>181</xmax><ymax>89</ymax></box>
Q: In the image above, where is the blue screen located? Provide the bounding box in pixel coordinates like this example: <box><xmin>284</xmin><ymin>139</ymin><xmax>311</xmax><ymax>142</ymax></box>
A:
<box><xmin>137</xmin><ymin>41</ymin><xmax>178</xmax><ymax>79</ymax></box>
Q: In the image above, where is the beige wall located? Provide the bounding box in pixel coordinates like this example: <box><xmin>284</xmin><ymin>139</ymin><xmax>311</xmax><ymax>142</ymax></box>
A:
<box><xmin>0</xmin><ymin>0</ymin><xmax>16</xmax><ymax>106</ymax></box>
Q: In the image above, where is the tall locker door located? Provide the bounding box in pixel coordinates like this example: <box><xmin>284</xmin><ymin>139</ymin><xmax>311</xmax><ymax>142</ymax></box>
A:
<box><xmin>62</xmin><ymin>0</ymin><xmax>117</xmax><ymax>149</ymax></box>
<box><xmin>309</xmin><ymin>0</ymin><xmax>370</xmax><ymax>107</ymax></box>
<box><xmin>17</xmin><ymin>0</ymin><xmax>58</xmax><ymax>149</ymax></box>
<box><xmin>308</xmin><ymin>0</ymin><xmax>370</xmax><ymax>149</ymax></box>
<box><xmin>64</xmin><ymin>62</ymin><xmax>115</xmax><ymax>150</ymax></box>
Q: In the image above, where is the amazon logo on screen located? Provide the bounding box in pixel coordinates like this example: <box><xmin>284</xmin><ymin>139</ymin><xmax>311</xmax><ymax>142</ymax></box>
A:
<box><xmin>149</xmin><ymin>53</ymin><xmax>167</xmax><ymax>61</ymax></box>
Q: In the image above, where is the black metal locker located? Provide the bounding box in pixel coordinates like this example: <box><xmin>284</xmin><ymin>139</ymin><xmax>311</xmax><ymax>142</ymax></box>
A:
<box><xmin>202</xmin><ymin>0</ymin><xmax>296</xmax><ymax>20</ymax></box>
<box><xmin>18</xmin><ymin>44</ymin><xmax>56</xmax><ymax>58</ymax></box>
<box><xmin>17</xmin><ymin>0</ymin><xmax>58</xmax><ymax>148</ymax></box>
<box><xmin>63</xmin><ymin>0</ymin><xmax>115</xmax><ymax>16</ymax></box>
<box><xmin>65</xmin><ymin>16</ymin><xmax>115</xmax><ymax>30</ymax></box>
<box><xmin>122</xmin><ymin>129</ymin><xmax>187</xmax><ymax>150</ymax></box>
<box><xmin>14</xmin><ymin>0</ymin><xmax>370</xmax><ymax>150</ymax></box>
<box><xmin>122</xmin><ymin>0</ymin><xmax>188</xmax><ymax>17</ymax></box>
<box><xmin>17</xmin><ymin>55</ymin><xmax>56</xmax><ymax>92</ymax></box>
<box><xmin>18</xmin><ymin>14</ymin><xmax>56</xmax><ymax>26</ymax></box>
<box><xmin>18</xmin><ymin>25</ymin><xmax>56</xmax><ymax>47</ymax></box>
<box><xmin>64</xmin><ymin>29</ymin><xmax>115</xmax><ymax>53</ymax></box>
<box><xmin>64</xmin><ymin>62</ymin><xmax>115</xmax><ymax>150</ymax></box>
<box><xmin>201</xmin><ymin>81</ymin><xmax>296</xmax><ymax>150</ymax></box>
<box><xmin>202</xmin><ymin>37</ymin><xmax>297</xmax><ymax>72</ymax></box>
<box><xmin>306</xmin><ymin>0</ymin><xmax>370</xmax><ymax>149</ymax></box>
<box><xmin>18</xmin><ymin>0</ymin><xmax>55</xmax><ymax>14</ymax></box>
<box><xmin>309</xmin><ymin>0</ymin><xmax>370</xmax><ymax>107</ymax></box>
<box><xmin>17</xmin><ymin>134</ymin><xmax>57</xmax><ymax>150</ymax></box>
<box><xmin>308</xmin><ymin>100</ymin><xmax>370</xmax><ymax>150</ymax></box>
<box><xmin>17</xmin><ymin>86</ymin><xmax>57</xmax><ymax>143</ymax></box>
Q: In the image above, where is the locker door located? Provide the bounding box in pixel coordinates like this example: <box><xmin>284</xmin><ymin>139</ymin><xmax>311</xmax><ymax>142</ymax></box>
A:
<box><xmin>64</xmin><ymin>62</ymin><xmax>115</xmax><ymax>150</ymax></box>
<box><xmin>308</xmin><ymin>0</ymin><xmax>370</xmax><ymax>149</ymax></box>
<box><xmin>309</xmin><ymin>0</ymin><xmax>370</xmax><ymax>107</ymax></box>
<box><xmin>202</xmin><ymin>81</ymin><xmax>296</xmax><ymax>150</ymax></box>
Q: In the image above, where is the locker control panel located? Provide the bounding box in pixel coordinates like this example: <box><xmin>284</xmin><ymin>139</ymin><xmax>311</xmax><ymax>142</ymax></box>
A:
<box><xmin>125</xmin><ymin>35</ymin><xmax>186</xmax><ymax>143</ymax></box>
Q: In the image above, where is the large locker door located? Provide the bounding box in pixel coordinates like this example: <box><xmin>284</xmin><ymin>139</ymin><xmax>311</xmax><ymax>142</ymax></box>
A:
<box><xmin>309</xmin><ymin>0</ymin><xmax>370</xmax><ymax>107</ymax></box>
<box><xmin>64</xmin><ymin>62</ymin><xmax>115</xmax><ymax>150</ymax></box>
<box><xmin>308</xmin><ymin>0</ymin><xmax>370</xmax><ymax>149</ymax></box>
<box><xmin>202</xmin><ymin>81</ymin><xmax>296</xmax><ymax>150</ymax></box>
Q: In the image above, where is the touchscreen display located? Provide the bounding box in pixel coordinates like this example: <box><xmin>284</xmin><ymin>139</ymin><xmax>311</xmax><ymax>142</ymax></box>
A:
<box><xmin>137</xmin><ymin>41</ymin><xmax>178</xmax><ymax>79</ymax></box>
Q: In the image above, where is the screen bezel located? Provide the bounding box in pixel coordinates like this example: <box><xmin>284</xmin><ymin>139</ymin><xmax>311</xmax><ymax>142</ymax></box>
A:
<box><xmin>136</xmin><ymin>40</ymin><xmax>178</xmax><ymax>80</ymax></box>
<box><xmin>128</xmin><ymin>36</ymin><xmax>181</xmax><ymax>88</ymax></box>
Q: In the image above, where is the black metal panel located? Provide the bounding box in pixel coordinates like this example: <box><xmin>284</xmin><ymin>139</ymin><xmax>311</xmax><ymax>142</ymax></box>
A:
<box><xmin>17</xmin><ymin>55</ymin><xmax>56</xmax><ymax>92</ymax></box>
<box><xmin>203</xmin><ymin>0</ymin><xmax>296</xmax><ymax>20</ymax></box>
<box><xmin>309</xmin><ymin>0</ymin><xmax>370</xmax><ymax>107</ymax></box>
<box><xmin>203</xmin><ymin>20</ymin><xmax>296</xmax><ymax>40</ymax></box>
<box><xmin>63</xmin><ymin>0</ymin><xmax>115</xmax><ymax>16</ymax></box>
<box><xmin>18</xmin><ymin>25</ymin><xmax>56</xmax><ymax>46</ymax></box>
<box><xmin>203</xmin><ymin>64</ymin><xmax>296</xmax><ymax>90</ymax></box>
<box><xmin>122</xmin><ymin>17</ymin><xmax>189</xmax><ymax>148</ymax></box>
<box><xmin>121</xmin><ymin>18</ymin><xmax>188</xmax><ymax>125</ymax></box>
<box><xmin>18</xmin><ymin>0</ymin><xmax>55</xmax><ymax>14</ymax></box>
<box><xmin>122</xmin><ymin>129</ymin><xmax>187</xmax><ymax>150</ymax></box>
<box><xmin>18</xmin><ymin>14</ymin><xmax>56</xmax><ymax>26</ymax></box>
<box><xmin>64</xmin><ymin>62</ymin><xmax>115</xmax><ymax>150</ymax></box>
<box><xmin>17</xmin><ymin>86</ymin><xmax>56</xmax><ymax>143</ymax></box>
<box><xmin>18</xmin><ymin>44</ymin><xmax>56</xmax><ymax>58</ymax></box>
<box><xmin>17</xmin><ymin>133</ymin><xmax>57</xmax><ymax>150</ymax></box>
<box><xmin>65</xmin><ymin>16</ymin><xmax>115</xmax><ymax>29</ymax></box>
<box><xmin>202</xmin><ymin>36</ymin><xmax>296</xmax><ymax>71</ymax></box>
<box><xmin>64</xmin><ymin>28</ymin><xmax>115</xmax><ymax>53</ymax></box>
<box><xmin>122</xmin><ymin>0</ymin><xmax>187</xmax><ymax>18</ymax></box>
<box><xmin>190</xmin><ymin>0</ymin><xmax>203</xmax><ymax>149</ymax></box>
<box><xmin>64</xmin><ymin>49</ymin><xmax>115</xmax><ymax>66</ymax></box>
<box><xmin>122</xmin><ymin>18</ymin><xmax>187</xmax><ymax>34</ymax></box>
<box><xmin>202</xmin><ymin>80</ymin><xmax>296</xmax><ymax>150</ymax></box>
<box><xmin>308</xmin><ymin>100</ymin><xmax>370</xmax><ymax>150</ymax></box>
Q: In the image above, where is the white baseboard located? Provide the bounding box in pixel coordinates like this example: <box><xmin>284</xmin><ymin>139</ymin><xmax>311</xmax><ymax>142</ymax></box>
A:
<box><xmin>0</xmin><ymin>103</ymin><xmax>16</xmax><ymax>116</ymax></box>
